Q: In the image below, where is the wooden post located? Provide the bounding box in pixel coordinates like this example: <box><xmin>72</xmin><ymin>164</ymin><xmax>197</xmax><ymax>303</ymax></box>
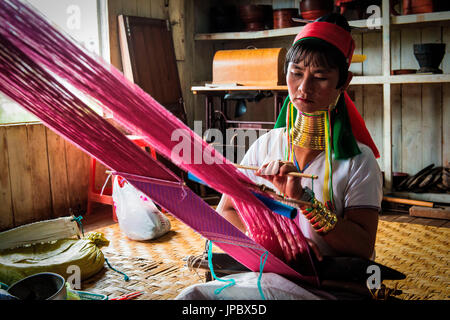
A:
<box><xmin>382</xmin><ymin>0</ymin><xmax>392</xmax><ymax>191</ymax></box>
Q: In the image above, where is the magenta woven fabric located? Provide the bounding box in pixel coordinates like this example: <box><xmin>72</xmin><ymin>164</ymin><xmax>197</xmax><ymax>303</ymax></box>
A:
<box><xmin>0</xmin><ymin>0</ymin><xmax>319</xmax><ymax>286</ymax></box>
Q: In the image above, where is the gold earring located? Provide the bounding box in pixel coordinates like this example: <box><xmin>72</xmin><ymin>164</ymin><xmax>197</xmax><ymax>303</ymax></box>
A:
<box><xmin>329</xmin><ymin>93</ymin><xmax>341</xmax><ymax>110</ymax></box>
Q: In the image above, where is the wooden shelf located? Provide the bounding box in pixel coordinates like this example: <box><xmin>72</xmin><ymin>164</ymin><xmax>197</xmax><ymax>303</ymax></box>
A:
<box><xmin>388</xmin><ymin>73</ymin><xmax>450</xmax><ymax>83</ymax></box>
<box><xmin>194</xmin><ymin>19</ymin><xmax>373</xmax><ymax>41</ymax></box>
<box><xmin>192</xmin><ymin>85</ymin><xmax>287</xmax><ymax>93</ymax></box>
<box><xmin>351</xmin><ymin>76</ymin><xmax>385</xmax><ymax>85</ymax></box>
<box><xmin>350</xmin><ymin>74</ymin><xmax>450</xmax><ymax>85</ymax></box>
<box><xmin>193</xmin><ymin>74</ymin><xmax>450</xmax><ymax>92</ymax></box>
<box><xmin>392</xmin><ymin>11</ymin><xmax>450</xmax><ymax>26</ymax></box>
<box><xmin>195</xmin><ymin>26</ymin><xmax>303</xmax><ymax>41</ymax></box>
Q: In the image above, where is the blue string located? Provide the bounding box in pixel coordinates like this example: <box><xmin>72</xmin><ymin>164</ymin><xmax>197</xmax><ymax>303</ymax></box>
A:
<box><xmin>71</xmin><ymin>216</ymin><xmax>84</xmax><ymax>237</ymax></box>
<box><xmin>104</xmin><ymin>258</ymin><xmax>130</xmax><ymax>281</ymax></box>
<box><xmin>207</xmin><ymin>240</ymin><xmax>269</xmax><ymax>300</ymax></box>
<box><xmin>293</xmin><ymin>155</ymin><xmax>311</xmax><ymax>173</ymax></box>
<box><xmin>293</xmin><ymin>156</ymin><xmax>315</xmax><ymax>197</ymax></box>
<box><xmin>257</xmin><ymin>251</ymin><xmax>269</xmax><ymax>300</ymax></box>
<box><xmin>208</xmin><ymin>241</ymin><xmax>236</xmax><ymax>295</ymax></box>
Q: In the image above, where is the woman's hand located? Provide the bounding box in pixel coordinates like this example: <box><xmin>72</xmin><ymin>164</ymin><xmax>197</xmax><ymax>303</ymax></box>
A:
<box><xmin>255</xmin><ymin>160</ymin><xmax>304</xmax><ymax>200</ymax></box>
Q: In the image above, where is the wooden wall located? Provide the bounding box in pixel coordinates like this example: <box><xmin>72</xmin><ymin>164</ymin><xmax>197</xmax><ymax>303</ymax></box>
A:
<box><xmin>0</xmin><ymin>123</ymin><xmax>89</xmax><ymax>231</ymax></box>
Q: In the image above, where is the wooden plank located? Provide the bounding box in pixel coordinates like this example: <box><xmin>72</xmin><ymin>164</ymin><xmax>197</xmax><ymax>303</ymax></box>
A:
<box><xmin>351</xmin><ymin>86</ymin><xmax>364</xmax><ymax>116</ymax></box>
<box><xmin>391</xmin><ymin>84</ymin><xmax>402</xmax><ymax>173</ymax></box>
<box><xmin>421</xmin><ymin>83</ymin><xmax>442</xmax><ymax>168</ymax></box>
<box><xmin>6</xmin><ymin>125</ymin><xmax>34</xmax><ymax>227</ymax></box>
<box><xmin>392</xmin><ymin>11</ymin><xmax>450</xmax><ymax>25</ymax></box>
<box><xmin>108</xmin><ymin>0</ymin><xmax>123</xmax><ymax>70</ymax></box>
<box><xmin>441</xmin><ymin>221</ymin><xmax>450</xmax><ymax>228</ymax></box>
<box><xmin>411</xmin><ymin>217</ymin><xmax>449</xmax><ymax>227</ymax></box>
<box><xmin>444</xmin><ymin>83</ymin><xmax>450</xmax><ymax>167</ymax></box>
<box><xmin>138</xmin><ymin>0</ymin><xmax>152</xmax><ymax>17</ymax></box>
<box><xmin>0</xmin><ymin>126</ymin><xmax>13</xmax><ymax>230</ymax></box>
<box><xmin>349</xmin><ymin>33</ymin><xmax>363</xmax><ymax>76</ymax></box>
<box><xmin>65</xmin><ymin>139</ymin><xmax>89</xmax><ymax>212</ymax></box>
<box><xmin>388</xmin><ymin>74</ymin><xmax>450</xmax><ymax>83</ymax></box>
<box><xmin>390</xmin><ymin>191</ymin><xmax>450</xmax><ymax>204</ymax></box>
<box><xmin>150</xmin><ymin>0</ymin><xmax>168</xmax><ymax>20</ymax></box>
<box><xmin>361</xmin><ymin>30</ymin><xmax>384</xmax><ymax>169</ymax></box>
<box><xmin>194</xmin><ymin>19</ymin><xmax>371</xmax><ymax>40</ymax></box>
<box><xmin>420</xmin><ymin>27</ymin><xmax>442</xmax><ymax>168</ymax></box>
<box><xmin>363</xmin><ymin>85</ymin><xmax>384</xmax><ymax>170</ymax></box>
<box><xmin>410</xmin><ymin>206</ymin><xmax>450</xmax><ymax>220</ymax></box>
<box><xmin>118</xmin><ymin>15</ymin><xmax>135</xmax><ymax>83</ymax></box>
<box><xmin>401</xmin><ymin>83</ymin><xmax>422</xmax><ymax>174</ymax></box>
<box><xmin>390</xmin><ymin>30</ymin><xmax>401</xmax><ymax>71</ymax></box>
<box><xmin>46</xmin><ymin>128</ymin><xmax>70</xmax><ymax>218</ymax></box>
<box><xmin>169</xmin><ymin>0</ymin><xmax>185</xmax><ymax>61</ymax></box>
<box><xmin>393</xmin><ymin>214</ymin><xmax>416</xmax><ymax>224</ymax></box>
<box><xmin>27</xmin><ymin>124</ymin><xmax>52</xmax><ymax>221</ymax></box>
<box><xmin>121</xmin><ymin>0</ymin><xmax>138</xmax><ymax>16</ymax></box>
<box><xmin>400</xmin><ymin>27</ymin><xmax>420</xmax><ymax>70</ymax></box>
<box><xmin>362</xmin><ymin>32</ymin><xmax>382</xmax><ymax>76</ymax></box>
<box><xmin>383</xmin><ymin>83</ymin><xmax>392</xmax><ymax>189</ymax></box>
<box><xmin>400</xmin><ymin>28</ymin><xmax>422</xmax><ymax>174</ymax></box>
<box><xmin>443</xmin><ymin>27</ymin><xmax>450</xmax><ymax>167</ymax></box>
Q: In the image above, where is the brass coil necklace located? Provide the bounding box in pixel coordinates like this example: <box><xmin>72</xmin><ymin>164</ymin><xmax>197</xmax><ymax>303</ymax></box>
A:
<box><xmin>291</xmin><ymin>110</ymin><xmax>327</xmax><ymax>151</ymax></box>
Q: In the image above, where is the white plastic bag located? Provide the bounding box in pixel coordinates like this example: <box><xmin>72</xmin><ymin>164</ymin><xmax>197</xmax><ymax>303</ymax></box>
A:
<box><xmin>112</xmin><ymin>175</ymin><xmax>171</xmax><ymax>240</ymax></box>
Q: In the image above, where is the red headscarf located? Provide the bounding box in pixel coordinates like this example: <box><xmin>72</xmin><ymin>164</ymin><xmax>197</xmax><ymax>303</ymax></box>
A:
<box><xmin>293</xmin><ymin>21</ymin><xmax>380</xmax><ymax>158</ymax></box>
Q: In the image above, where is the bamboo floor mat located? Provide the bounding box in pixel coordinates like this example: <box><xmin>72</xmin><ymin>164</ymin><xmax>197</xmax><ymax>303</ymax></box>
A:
<box><xmin>81</xmin><ymin>214</ymin><xmax>207</xmax><ymax>300</ymax></box>
<box><xmin>374</xmin><ymin>220</ymin><xmax>449</xmax><ymax>300</ymax></box>
<box><xmin>82</xmin><ymin>214</ymin><xmax>449</xmax><ymax>300</ymax></box>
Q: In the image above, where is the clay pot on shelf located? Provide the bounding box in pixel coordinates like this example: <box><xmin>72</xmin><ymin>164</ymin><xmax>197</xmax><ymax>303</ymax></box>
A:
<box><xmin>238</xmin><ymin>5</ymin><xmax>266</xmax><ymax>31</ymax></box>
<box><xmin>413</xmin><ymin>43</ymin><xmax>446</xmax><ymax>74</ymax></box>
<box><xmin>273</xmin><ymin>8</ymin><xmax>302</xmax><ymax>29</ymax></box>
<box><xmin>261</xmin><ymin>5</ymin><xmax>274</xmax><ymax>30</ymax></box>
<box><xmin>210</xmin><ymin>6</ymin><xmax>238</xmax><ymax>32</ymax></box>
<box><xmin>402</xmin><ymin>0</ymin><xmax>434</xmax><ymax>15</ymax></box>
<box><xmin>299</xmin><ymin>0</ymin><xmax>334</xmax><ymax>21</ymax></box>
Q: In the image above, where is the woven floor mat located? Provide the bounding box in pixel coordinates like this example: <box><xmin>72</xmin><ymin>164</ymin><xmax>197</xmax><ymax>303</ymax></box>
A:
<box><xmin>84</xmin><ymin>214</ymin><xmax>449</xmax><ymax>300</ymax></box>
<box><xmin>82</xmin><ymin>214</ymin><xmax>206</xmax><ymax>300</ymax></box>
<box><xmin>374</xmin><ymin>220</ymin><xmax>449</xmax><ymax>300</ymax></box>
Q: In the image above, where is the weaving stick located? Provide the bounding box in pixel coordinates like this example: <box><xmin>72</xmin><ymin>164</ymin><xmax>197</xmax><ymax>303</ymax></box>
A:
<box><xmin>234</xmin><ymin>163</ymin><xmax>318</xmax><ymax>179</ymax></box>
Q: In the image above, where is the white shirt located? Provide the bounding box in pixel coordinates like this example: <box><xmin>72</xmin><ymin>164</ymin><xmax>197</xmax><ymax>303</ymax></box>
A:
<box><xmin>239</xmin><ymin>127</ymin><xmax>383</xmax><ymax>257</ymax></box>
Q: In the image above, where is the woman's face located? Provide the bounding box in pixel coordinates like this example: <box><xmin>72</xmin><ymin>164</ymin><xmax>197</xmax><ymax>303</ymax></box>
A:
<box><xmin>286</xmin><ymin>60</ymin><xmax>344</xmax><ymax>113</ymax></box>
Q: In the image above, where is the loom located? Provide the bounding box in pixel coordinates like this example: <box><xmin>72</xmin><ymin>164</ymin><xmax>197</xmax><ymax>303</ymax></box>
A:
<box><xmin>0</xmin><ymin>0</ymin><xmax>319</xmax><ymax>287</ymax></box>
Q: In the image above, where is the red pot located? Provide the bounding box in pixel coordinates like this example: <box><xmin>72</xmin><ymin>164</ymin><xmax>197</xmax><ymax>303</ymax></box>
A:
<box><xmin>273</xmin><ymin>9</ymin><xmax>301</xmax><ymax>29</ymax></box>
<box><xmin>299</xmin><ymin>0</ymin><xmax>334</xmax><ymax>20</ymax></box>
<box><xmin>403</xmin><ymin>0</ymin><xmax>434</xmax><ymax>15</ymax></box>
<box><xmin>239</xmin><ymin>5</ymin><xmax>265</xmax><ymax>31</ymax></box>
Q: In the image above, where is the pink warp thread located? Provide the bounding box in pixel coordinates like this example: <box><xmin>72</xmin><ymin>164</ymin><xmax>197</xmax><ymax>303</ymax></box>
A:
<box><xmin>0</xmin><ymin>0</ymin><xmax>318</xmax><ymax>285</ymax></box>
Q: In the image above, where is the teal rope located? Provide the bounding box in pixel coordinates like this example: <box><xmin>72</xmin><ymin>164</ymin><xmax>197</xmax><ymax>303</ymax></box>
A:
<box><xmin>71</xmin><ymin>216</ymin><xmax>84</xmax><ymax>237</ymax></box>
<box><xmin>257</xmin><ymin>251</ymin><xmax>269</xmax><ymax>300</ymax></box>
<box><xmin>104</xmin><ymin>258</ymin><xmax>129</xmax><ymax>281</ymax></box>
<box><xmin>207</xmin><ymin>240</ymin><xmax>269</xmax><ymax>300</ymax></box>
<box><xmin>208</xmin><ymin>241</ymin><xmax>235</xmax><ymax>295</ymax></box>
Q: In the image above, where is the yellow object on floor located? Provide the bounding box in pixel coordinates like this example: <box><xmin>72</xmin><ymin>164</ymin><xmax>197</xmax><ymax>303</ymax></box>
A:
<box><xmin>375</xmin><ymin>220</ymin><xmax>449</xmax><ymax>300</ymax></box>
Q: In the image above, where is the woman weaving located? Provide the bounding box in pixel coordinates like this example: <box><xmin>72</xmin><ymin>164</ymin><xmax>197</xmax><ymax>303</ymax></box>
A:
<box><xmin>218</xmin><ymin>13</ymin><xmax>382</xmax><ymax>263</ymax></box>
